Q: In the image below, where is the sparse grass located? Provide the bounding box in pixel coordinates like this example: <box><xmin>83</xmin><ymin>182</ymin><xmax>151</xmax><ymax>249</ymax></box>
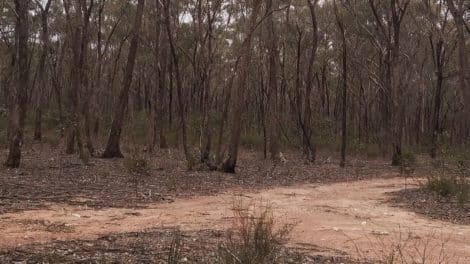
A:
<box><xmin>167</xmin><ymin>229</ymin><xmax>184</xmax><ymax>264</ymax></box>
<box><xmin>353</xmin><ymin>229</ymin><xmax>454</xmax><ymax>264</ymax></box>
<box><xmin>123</xmin><ymin>151</ymin><xmax>150</xmax><ymax>198</ymax></box>
<box><xmin>377</xmin><ymin>231</ymin><xmax>453</xmax><ymax>264</ymax></box>
<box><xmin>427</xmin><ymin>157</ymin><xmax>470</xmax><ymax>205</ymax></box>
<box><xmin>218</xmin><ymin>202</ymin><xmax>293</xmax><ymax>264</ymax></box>
<box><xmin>349</xmin><ymin>141</ymin><xmax>382</xmax><ymax>159</ymax></box>
<box><xmin>123</xmin><ymin>155</ymin><xmax>149</xmax><ymax>175</ymax></box>
<box><xmin>427</xmin><ymin>175</ymin><xmax>470</xmax><ymax>204</ymax></box>
<box><xmin>392</xmin><ymin>149</ymin><xmax>417</xmax><ymax>168</ymax></box>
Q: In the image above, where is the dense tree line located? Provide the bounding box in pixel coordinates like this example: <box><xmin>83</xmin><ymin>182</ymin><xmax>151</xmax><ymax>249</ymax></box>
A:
<box><xmin>0</xmin><ymin>0</ymin><xmax>469</xmax><ymax>171</ymax></box>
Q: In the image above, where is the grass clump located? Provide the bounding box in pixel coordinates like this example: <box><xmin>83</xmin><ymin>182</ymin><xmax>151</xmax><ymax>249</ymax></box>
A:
<box><xmin>167</xmin><ymin>229</ymin><xmax>184</xmax><ymax>264</ymax></box>
<box><xmin>427</xmin><ymin>176</ymin><xmax>470</xmax><ymax>204</ymax></box>
<box><xmin>377</xmin><ymin>231</ymin><xmax>453</xmax><ymax>264</ymax></box>
<box><xmin>124</xmin><ymin>152</ymin><xmax>151</xmax><ymax>198</ymax></box>
<box><xmin>123</xmin><ymin>155</ymin><xmax>149</xmax><ymax>175</ymax></box>
<box><xmin>427</xmin><ymin>158</ymin><xmax>470</xmax><ymax>204</ymax></box>
<box><xmin>392</xmin><ymin>149</ymin><xmax>417</xmax><ymax>168</ymax></box>
<box><xmin>218</xmin><ymin>202</ymin><xmax>293</xmax><ymax>264</ymax></box>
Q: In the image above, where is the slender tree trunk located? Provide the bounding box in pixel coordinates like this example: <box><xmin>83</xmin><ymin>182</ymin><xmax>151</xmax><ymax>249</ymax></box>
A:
<box><xmin>265</xmin><ymin>0</ymin><xmax>281</xmax><ymax>161</ymax></box>
<box><xmin>63</xmin><ymin>0</ymin><xmax>93</xmax><ymax>163</ymax></box>
<box><xmin>164</xmin><ymin>0</ymin><xmax>193</xmax><ymax>169</ymax></box>
<box><xmin>430</xmin><ymin>37</ymin><xmax>445</xmax><ymax>158</ymax></box>
<box><xmin>150</xmin><ymin>0</ymin><xmax>162</xmax><ymax>152</ymax></box>
<box><xmin>222</xmin><ymin>0</ymin><xmax>262</xmax><ymax>173</ymax></box>
<box><xmin>158</xmin><ymin>48</ymin><xmax>169</xmax><ymax>149</ymax></box>
<box><xmin>199</xmin><ymin>1</ymin><xmax>221</xmax><ymax>165</ymax></box>
<box><xmin>33</xmin><ymin>1</ymin><xmax>51</xmax><ymax>141</ymax></box>
<box><xmin>390</xmin><ymin>0</ymin><xmax>409</xmax><ymax>166</ymax></box>
<box><xmin>334</xmin><ymin>0</ymin><xmax>347</xmax><ymax>168</ymax></box>
<box><xmin>102</xmin><ymin>0</ymin><xmax>145</xmax><ymax>158</ymax></box>
<box><xmin>303</xmin><ymin>0</ymin><xmax>319</xmax><ymax>163</ymax></box>
<box><xmin>446</xmin><ymin>0</ymin><xmax>470</xmax><ymax>117</ymax></box>
<box><xmin>5</xmin><ymin>0</ymin><xmax>29</xmax><ymax>168</ymax></box>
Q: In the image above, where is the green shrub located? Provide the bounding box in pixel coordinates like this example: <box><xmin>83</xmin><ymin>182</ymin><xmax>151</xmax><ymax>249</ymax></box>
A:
<box><xmin>427</xmin><ymin>176</ymin><xmax>457</xmax><ymax>197</ymax></box>
<box><xmin>240</xmin><ymin>132</ymin><xmax>263</xmax><ymax>149</ymax></box>
<box><xmin>392</xmin><ymin>149</ymin><xmax>417</xmax><ymax>167</ymax></box>
<box><xmin>427</xmin><ymin>175</ymin><xmax>470</xmax><ymax>204</ymax></box>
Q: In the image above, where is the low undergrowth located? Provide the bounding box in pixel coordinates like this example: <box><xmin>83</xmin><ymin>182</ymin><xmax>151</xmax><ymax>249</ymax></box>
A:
<box><xmin>427</xmin><ymin>158</ymin><xmax>470</xmax><ymax>205</ymax></box>
<box><xmin>218</xmin><ymin>202</ymin><xmax>294</xmax><ymax>264</ymax></box>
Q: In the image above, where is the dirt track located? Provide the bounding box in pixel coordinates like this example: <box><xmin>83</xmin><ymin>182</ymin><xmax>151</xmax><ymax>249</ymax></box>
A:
<box><xmin>1</xmin><ymin>177</ymin><xmax>469</xmax><ymax>262</ymax></box>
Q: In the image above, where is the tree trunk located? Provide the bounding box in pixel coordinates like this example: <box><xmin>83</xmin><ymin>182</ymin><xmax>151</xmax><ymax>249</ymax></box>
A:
<box><xmin>63</xmin><ymin>0</ymin><xmax>93</xmax><ymax>163</ymax></box>
<box><xmin>222</xmin><ymin>0</ymin><xmax>262</xmax><ymax>173</ymax></box>
<box><xmin>430</xmin><ymin>37</ymin><xmax>445</xmax><ymax>158</ymax></box>
<box><xmin>303</xmin><ymin>0</ymin><xmax>319</xmax><ymax>163</ymax></box>
<box><xmin>102</xmin><ymin>0</ymin><xmax>145</xmax><ymax>158</ymax></box>
<box><xmin>5</xmin><ymin>0</ymin><xmax>29</xmax><ymax>168</ymax></box>
<box><xmin>33</xmin><ymin>0</ymin><xmax>52</xmax><ymax>141</ymax></box>
<box><xmin>164</xmin><ymin>0</ymin><xmax>193</xmax><ymax>169</ymax></box>
<box><xmin>446</xmin><ymin>0</ymin><xmax>470</xmax><ymax>117</ymax></box>
<box><xmin>334</xmin><ymin>0</ymin><xmax>347</xmax><ymax>168</ymax></box>
<box><xmin>390</xmin><ymin>0</ymin><xmax>409</xmax><ymax>166</ymax></box>
<box><xmin>199</xmin><ymin>1</ymin><xmax>220</xmax><ymax>166</ymax></box>
<box><xmin>265</xmin><ymin>0</ymin><xmax>281</xmax><ymax>161</ymax></box>
<box><xmin>150</xmin><ymin>0</ymin><xmax>163</xmax><ymax>152</ymax></box>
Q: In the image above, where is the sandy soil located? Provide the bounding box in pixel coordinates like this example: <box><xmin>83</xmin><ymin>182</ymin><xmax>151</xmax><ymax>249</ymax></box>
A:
<box><xmin>1</xmin><ymin>177</ymin><xmax>469</xmax><ymax>262</ymax></box>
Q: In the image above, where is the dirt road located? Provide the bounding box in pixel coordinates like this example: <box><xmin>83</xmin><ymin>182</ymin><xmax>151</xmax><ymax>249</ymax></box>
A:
<box><xmin>1</xmin><ymin>177</ymin><xmax>469</xmax><ymax>262</ymax></box>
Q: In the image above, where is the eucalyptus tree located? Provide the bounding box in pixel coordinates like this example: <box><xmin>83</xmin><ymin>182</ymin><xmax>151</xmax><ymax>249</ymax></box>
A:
<box><xmin>5</xmin><ymin>0</ymin><xmax>30</xmax><ymax>168</ymax></box>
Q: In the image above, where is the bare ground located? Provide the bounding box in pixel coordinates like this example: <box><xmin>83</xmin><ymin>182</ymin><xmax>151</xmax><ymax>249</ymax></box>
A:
<box><xmin>0</xmin><ymin>145</ymin><xmax>399</xmax><ymax>215</ymax></box>
<box><xmin>0</xmin><ymin>146</ymin><xmax>468</xmax><ymax>263</ymax></box>
<box><xmin>1</xmin><ymin>177</ymin><xmax>469</xmax><ymax>263</ymax></box>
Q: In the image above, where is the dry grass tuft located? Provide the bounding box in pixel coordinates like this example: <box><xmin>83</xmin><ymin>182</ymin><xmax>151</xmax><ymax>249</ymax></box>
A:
<box><xmin>218</xmin><ymin>202</ymin><xmax>294</xmax><ymax>264</ymax></box>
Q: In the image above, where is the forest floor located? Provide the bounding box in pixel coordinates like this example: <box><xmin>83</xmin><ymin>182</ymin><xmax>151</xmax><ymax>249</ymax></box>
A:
<box><xmin>0</xmin><ymin>144</ymin><xmax>469</xmax><ymax>263</ymax></box>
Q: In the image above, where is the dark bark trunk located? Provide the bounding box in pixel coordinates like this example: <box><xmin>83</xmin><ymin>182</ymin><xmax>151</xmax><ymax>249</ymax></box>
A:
<box><xmin>102</xmin><ymin>0</ymin><xmax>145</xmax><ymax>158</ymax></box>
<box><xmin>446</xmin><ymin>0</ymin><xmax>470</xmax><ymax>121</ymax></box>
<box><xmin>266</xmin><ymin>0</ymin><xmax>281</xmax><ymax>161</ymax></box>
<box><xmin>5</xmin><ymin>0</ymin><xmax>29</xmax><ymax>168</ymax></box>
<box><xmin>222</xmin><ymin>0</ymin><xmax>262</xmax><ymax>173</ymax></box>
<box><xmin>164</xmin><ymin>0</ymin><xmax>193</xmax><ymax>169</ymax></box>
<box><xmin>151</xmin><ymin>0</ymin><xmax>163</xmax><ymax>152</ymax></box>
<box><xmin>303</xmin><ymin>0</ymin><xmax>319</xmax><ymax>163</ymax></box>
<box><xmin>430</xmin><ymin>37</ymin><xmax>445</xmax><ymax>158</ymax></box>
<box><xmin>334</xmin><ymin>0</ymin><xmax>347</xmax><ymax>168</ymax></box>
<box><xmin>33</xmin><ymin>0</ymin><xmax>52</xmax><ymax>141</ymax></box>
